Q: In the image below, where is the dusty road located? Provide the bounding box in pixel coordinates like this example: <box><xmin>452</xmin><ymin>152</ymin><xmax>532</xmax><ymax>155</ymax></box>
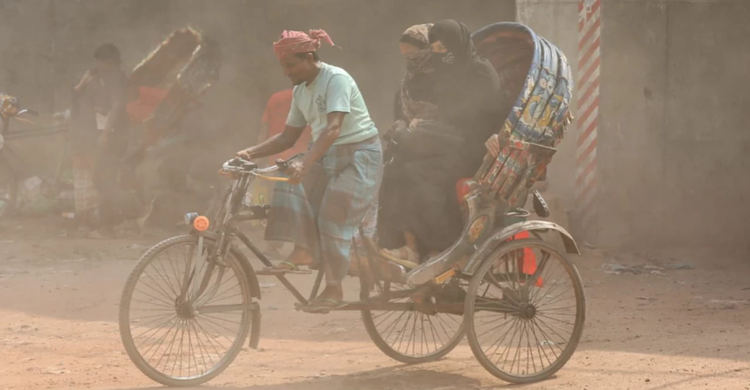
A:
<box><xmin>1</xmin><ymin>217</ymin><xmax>749</xmax><ymax>390</ymax></box>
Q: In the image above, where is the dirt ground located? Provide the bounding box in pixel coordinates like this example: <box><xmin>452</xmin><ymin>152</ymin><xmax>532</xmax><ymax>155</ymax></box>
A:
<box><xmin>1</xmin><ymin>216</ymin><xmax>750</xmax><ymax>390</ymax></box>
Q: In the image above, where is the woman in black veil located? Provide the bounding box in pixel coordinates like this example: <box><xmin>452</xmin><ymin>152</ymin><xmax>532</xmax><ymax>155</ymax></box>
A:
<box><xmin>378</xmin><ymin>20</ymin><xmax>501</xmax><ymax>263</ymax></box>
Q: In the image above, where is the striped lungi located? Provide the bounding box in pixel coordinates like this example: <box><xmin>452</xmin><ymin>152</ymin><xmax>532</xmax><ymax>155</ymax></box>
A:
<box><xmin>265</xmin><ymin>136</ymin><xmax>383</xmax><ymax>285</ymax></box>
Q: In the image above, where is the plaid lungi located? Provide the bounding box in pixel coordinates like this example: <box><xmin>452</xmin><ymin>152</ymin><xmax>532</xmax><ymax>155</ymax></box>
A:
<box><xmin>265</xmin><ymin>136</ymin><xmax>382</xmax><ymax>285</ymax></box>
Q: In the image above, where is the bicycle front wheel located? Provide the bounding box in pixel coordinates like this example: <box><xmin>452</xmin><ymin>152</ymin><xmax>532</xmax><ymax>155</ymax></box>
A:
<box><xmin>119</xmin><ymin>235</ymin><xmax>256</xmax><ymax>387</ymax></box>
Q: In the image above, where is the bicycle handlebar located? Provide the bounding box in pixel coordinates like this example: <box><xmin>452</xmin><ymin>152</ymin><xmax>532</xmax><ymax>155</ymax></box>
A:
<box><xmin>220</xmin><ymin>153</ymin><xmax>302</xmax><ymax>179</ymax></box>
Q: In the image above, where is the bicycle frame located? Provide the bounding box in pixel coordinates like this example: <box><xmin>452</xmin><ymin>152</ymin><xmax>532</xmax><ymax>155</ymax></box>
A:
<box><xmin>183</xmin><ymin>157</ymin><xmax>476</xmax><ymax>316</ymax></box>
<box><xmin>182</xmin><ymin>154</ymin><xmax>581</xmax><ymax>319</ymax></box>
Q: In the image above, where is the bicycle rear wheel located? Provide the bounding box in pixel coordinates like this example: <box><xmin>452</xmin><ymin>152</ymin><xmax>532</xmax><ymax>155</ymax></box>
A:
<box><xmin>362</xmin><ymin>280</ymin><xmax>466</xmax><ymax>364</ymax></box>
<box><xmin>119</xmin><ymin>235</ymin><xmax>256</xmax><ymax>387</ymax></box>
<box><xmin>465</xmin><ymin>238</ymin><xmax>585</xmax><ymax>383</ymax></box>
<box><xmin>0</xmin><ymin>155</ymin><xmax>16</xmax><ymax>218</ymax></box>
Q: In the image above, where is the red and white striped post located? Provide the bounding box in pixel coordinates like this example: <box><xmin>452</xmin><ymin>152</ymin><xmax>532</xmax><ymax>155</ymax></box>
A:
<box><xmin>575</xmin><ymin>0</ymin><xmax>601</xmax><ymax>243</ymax></box>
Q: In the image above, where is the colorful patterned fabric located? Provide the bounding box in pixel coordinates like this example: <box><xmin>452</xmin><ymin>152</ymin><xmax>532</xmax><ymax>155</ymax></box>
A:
<box><xmin>265</xmin><ymin>136</ymin><xmax>382</xmax><ymax>285</ymax></box>
<box><xmin>273</xmin><ymin>30</ymin><xmax>335</xmax><ymax>60</ymax></box>
<box><xmin>471</xmin><ymin>23</ymin><xmax>574</xmax><ymax>208</ymax></box>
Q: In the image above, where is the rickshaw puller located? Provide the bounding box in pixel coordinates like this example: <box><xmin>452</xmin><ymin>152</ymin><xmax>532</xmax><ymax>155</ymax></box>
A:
<box><xmin>237</xmin><ymin>29</ymin><xmax>382</xmax><ymax>311</ymax></box>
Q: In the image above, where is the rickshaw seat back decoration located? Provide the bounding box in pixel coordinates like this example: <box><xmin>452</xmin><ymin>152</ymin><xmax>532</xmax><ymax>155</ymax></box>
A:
<box><xmin>472</xmin><ymin>23</ymin><xmax>574</xmax><ymax>208</ymax></box>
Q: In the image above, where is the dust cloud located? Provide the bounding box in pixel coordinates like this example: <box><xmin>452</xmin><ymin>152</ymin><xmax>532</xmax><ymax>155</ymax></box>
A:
<box><xmin>0</xmin><ymin>0</ymin><xmax>515</xmax><ymax>163</ymax></box>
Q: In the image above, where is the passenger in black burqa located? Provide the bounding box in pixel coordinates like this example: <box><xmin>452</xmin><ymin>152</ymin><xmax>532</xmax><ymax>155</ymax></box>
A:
<box><xmin>378</xmin><ymin>19</ymin><xmax>503</xmax><ymax>263</ymax></box>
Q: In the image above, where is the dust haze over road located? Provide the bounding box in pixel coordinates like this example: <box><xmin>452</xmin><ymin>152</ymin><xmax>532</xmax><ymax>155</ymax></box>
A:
<box><xmin>1</xmin><ymin>217</ymin><xmax>750</xmax><ymax>390</ymax></box>
<box><xmin>2</xmin><ymin>1</ymin><xmax>750</xmax><ymax>390</ymax></box>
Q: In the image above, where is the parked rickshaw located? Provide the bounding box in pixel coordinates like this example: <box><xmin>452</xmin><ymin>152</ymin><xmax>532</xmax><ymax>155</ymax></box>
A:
<box><xmin>118</xmin><ymin>22</ymin><xmax>585</xmax><ymax>386</ymax></box>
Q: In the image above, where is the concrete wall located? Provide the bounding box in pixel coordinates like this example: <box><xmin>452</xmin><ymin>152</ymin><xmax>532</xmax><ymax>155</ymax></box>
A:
<box><xmin>7</xmin><ymin>0</ymin><xmax>745</xmax><ymax>249</ymax></box>
<box><xmin>520</xmin><ymin>0</ymin><xmax>750</xmax><ymax>249</ymax></box>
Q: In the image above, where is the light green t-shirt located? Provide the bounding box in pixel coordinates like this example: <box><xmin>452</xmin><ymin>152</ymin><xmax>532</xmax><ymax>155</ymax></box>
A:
<box><xmin>286</xmin><ymin>62</ymin><xmax>378</xmax><ymax>145</ymax></box>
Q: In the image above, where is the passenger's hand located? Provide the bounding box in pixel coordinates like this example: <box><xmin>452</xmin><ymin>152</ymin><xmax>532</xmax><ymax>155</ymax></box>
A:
<box><xmin>385</xmin><ymin>120</ymin><xmax>407</xmax><ymax>138</ymax></box>
<box><xmin>236</xmin><ymin>148</ymin><xmax>255</xmax><ymax>160</ymax></box>
<box><xmin>286</xmin><ymin>160</ymin><xmax>307</xmax><ymax>185</ymax></box>
<box><xmin>485</xmin><ymin>134</ymin><xmax>501</xmax><ymax>158</ymax></box>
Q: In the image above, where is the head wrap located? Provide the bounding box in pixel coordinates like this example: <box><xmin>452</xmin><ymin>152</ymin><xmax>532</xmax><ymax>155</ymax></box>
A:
<box><xmin>273</xmin><ymin>29</ymin><xmax>334</xmax><ymax>60</ymax></box>
<box><xmin>397</xmin><ymin>24</ymin><xmax>440</xmax><ymax>122</ymax></box>
<box><xmin>428</xmin><ymin>19</ymin><xmax>475</xmax><ymax>67</ymax></box>
<box><xmin>399</xmin><ymin>24</ymin><xmax>433</xmax><ymax>77</ymax></box>
<box><xmin>399</xmin><ymin>24</ymin><xmax>431</xmax><ymax>50</ymax></box>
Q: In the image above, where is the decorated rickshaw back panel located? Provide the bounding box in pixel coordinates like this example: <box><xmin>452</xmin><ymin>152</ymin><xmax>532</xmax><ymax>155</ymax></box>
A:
<box><xmin>471</xmin><ymin>23</ymin><xmax>574</xmax><ymax>208</ymax></box>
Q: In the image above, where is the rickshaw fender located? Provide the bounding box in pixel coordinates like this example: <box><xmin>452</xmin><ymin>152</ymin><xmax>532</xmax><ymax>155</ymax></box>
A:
<box><xmin>463</xmin><ymin>220</ymin><xmax>580</xmax><ymax>275</ymax></box>
<box><xmin>189</xmin><ymin>230</ymin><xmax>262</xmax><ymax>301</ymax></box>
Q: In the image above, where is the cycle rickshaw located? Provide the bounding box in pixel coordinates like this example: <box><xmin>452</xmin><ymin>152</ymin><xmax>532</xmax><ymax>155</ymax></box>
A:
<box><xmin>118</xmin><ymin>22</ymin><xmax>585</xmax><ymax>386</ymax></box>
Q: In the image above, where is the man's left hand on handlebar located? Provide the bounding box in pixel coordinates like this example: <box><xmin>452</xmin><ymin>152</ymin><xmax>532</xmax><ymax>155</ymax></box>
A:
<box><xmin>236</xmin><ymin>148</ymin><xmax>255</xmax><ymax>161</ymax></box>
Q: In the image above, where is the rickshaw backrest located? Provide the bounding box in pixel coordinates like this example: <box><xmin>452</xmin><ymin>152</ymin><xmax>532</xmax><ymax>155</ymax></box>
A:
<box><xmin>470</xmin><ymin>23</ymin><xmax>573</xmax><ymax>209</ymax></box>
<box><xmin>127</xmin><ymin>27</ymin><xmax>222</xmax><ymax>132</ymax></box>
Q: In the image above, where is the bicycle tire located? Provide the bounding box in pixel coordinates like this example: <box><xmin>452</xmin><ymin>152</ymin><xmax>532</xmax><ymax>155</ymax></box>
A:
<box><xmin>465</xmin><ymin>238</ymin><xmax>586</xmax><ymax>384</ymax></box>
<box><xmin>119</xmin><ymin>235</ymin><xmax>256</xmax><ymax>387</ymax></box>
<box><xmin>361</xmin><ymin>282</ymin><xmax>465</xmax><ymax>364</ymax></box>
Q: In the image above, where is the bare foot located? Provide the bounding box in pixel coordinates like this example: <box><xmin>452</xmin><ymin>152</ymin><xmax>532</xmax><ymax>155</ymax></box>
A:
<box><xmin>315</xmin><ymin>284</ymin><xmax>344</xmax><ymax>302</ymax></box>
<box><xmin>284</xmin><ymin>247</ymin><xmax>314</xmax><ymax>267</ymax></box>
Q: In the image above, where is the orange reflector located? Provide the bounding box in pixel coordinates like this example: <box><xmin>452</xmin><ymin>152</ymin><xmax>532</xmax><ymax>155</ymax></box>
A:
<box><xmin>193</xmin><ymin>216</ymin><xmax>210</xmax><ymax>232</ymax></box>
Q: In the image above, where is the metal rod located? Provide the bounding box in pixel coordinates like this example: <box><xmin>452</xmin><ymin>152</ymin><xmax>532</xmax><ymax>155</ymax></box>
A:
<box><xmin>309</xmin><ymin>270</ymin><xmax>324</xmax><ymax>302</ymax></box>
<box><xmin>234</xmin><ymin>230</ymin><xmax>308</xmax><ymax>305</ymax></box>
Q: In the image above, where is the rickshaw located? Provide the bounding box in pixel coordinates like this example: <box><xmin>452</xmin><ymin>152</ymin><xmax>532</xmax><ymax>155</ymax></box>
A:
<box><xmin>118</xmin><ymin>22</ymin><xmax>585</xmax><ymax>386</ymax></box>
<box><xmin>121</xmin><ymin>27</ymin><xmax>223</xmax><ymax>224</ymax></box>
<box><xmin>0</xmin><ymin>94</ymin><xmax>49</xmax><ymax>218</ymax></box>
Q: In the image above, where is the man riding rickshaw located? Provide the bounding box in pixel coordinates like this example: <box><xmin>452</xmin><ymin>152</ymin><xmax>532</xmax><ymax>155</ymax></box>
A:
<box><xmin>118</xmin><ymin>20</ymin><xmax>583</xmax><ymax>387</ymax></box>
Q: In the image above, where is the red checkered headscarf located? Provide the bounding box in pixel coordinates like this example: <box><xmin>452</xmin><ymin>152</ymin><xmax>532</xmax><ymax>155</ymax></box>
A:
<box><xmin>273</xmin><ymin>29</ymin><xmax>335</xmax><ymax>60</ymax></box>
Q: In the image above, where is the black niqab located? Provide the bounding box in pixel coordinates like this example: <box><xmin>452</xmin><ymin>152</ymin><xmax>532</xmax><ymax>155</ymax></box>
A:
<box><xmin>428</xmin><ymin>19</ymin><xmax>474</xmax><ymax>67</ymax></box>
